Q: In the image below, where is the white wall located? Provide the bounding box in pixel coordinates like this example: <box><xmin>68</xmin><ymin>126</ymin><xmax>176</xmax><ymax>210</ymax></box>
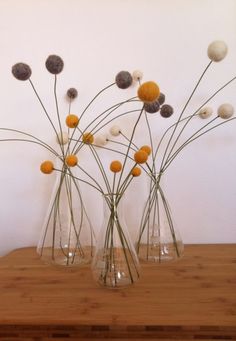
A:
<box><xmin>0</xmin><ymin>0</ymin><xmax>235</xmax><ymax>256</ymax></box>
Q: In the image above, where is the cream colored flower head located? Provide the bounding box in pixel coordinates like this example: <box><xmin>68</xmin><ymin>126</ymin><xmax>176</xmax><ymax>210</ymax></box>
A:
<box><xmin>198</xmin><ymin>107</ymin><xmax>213</xmax><ymax>119</ymax></box>
<box><xmin>110</xmin><ymin>125</ymin><xmax>121</xmax><ymax>136</ymax></box>
<box><xmin>94</xmin><ymin>134</ymin><xmax>108</xmax><ymax>146</ymax></box>
<box><xmin>132</xmin><ymin>70</ymin><xmax>143</xmax><ymax>82</ymax></box>
<box><xmin>56</xmin><ymin>131</ymin><xmax>69</xmax><ymax>145</ymax></box>
<box><xmin>217</xmin><ymin>103</ymin><xmax>234</xmax><ymax>119</ymax></box>
<box><xmin>207</xmin><ymin>41</ymin><xmax>228</xmax><ymax>62</ymax></box>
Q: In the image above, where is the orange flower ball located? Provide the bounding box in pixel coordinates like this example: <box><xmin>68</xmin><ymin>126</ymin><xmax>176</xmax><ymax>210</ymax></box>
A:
<box><xmin>40</xmin><ymin>161</ymin><xmax>54</xmax><ymax>174</ymax></box>
<box><xmin>137</xmin><ymin>81</ymin><xmax>160</xmax><ymax>103</ymax></box>
<box><xmin>110</xmin><ymin>160</ymin><xmax>122</xmax><ymax>173</ymax></box>
<box><xmin>134</xmin><ymin>150</ymin><xmax>148</xmax><ymax>164</ymax></box>
<box><xmin>131</xmin><ymin>167</ymin><xmax>142</xmax><ymax>177</ymax></box>
<box><xmin>140</xmin><ymin>145</ymin><xmax>152</xmax><ymax>156</ymax></box>
<box><xmin>65</xmin><ymin>154</ymin><xmax>78</xmax><ymax>167</ymax></box>
<box><xmin>82</xmin><ymin>132</ymin><xmax>94</xmax><ymax>144</ymax></box>
<box><xmin>66</xmin><ymin>114</ymin><xmax>79</xmax><ymax>128</ymax></box>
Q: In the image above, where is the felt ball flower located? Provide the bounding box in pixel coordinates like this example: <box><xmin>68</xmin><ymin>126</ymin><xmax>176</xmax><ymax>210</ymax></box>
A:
<box><xmin>144</xmin><ymin>100</ymin><xmax>160</xmax><ymax>113</ymax></box>
<box><xmin>110</xmin><ymin>125</ymin><xmax>121</xmax><ymax>136</ymax></box>
<box><xmin>45</xmin><ymin>55</ymin><xmax>64</xmax><ymax>74</ymax></box>
<box><xmin>158</xmin><ymin>93</ymin><xmax>165</xmax><ymax>105</ymax></box>
<box><xmin>65</xmin><ymin>154</ymin><xmax>78</xmax><ymax>167</ymax></box>
<box><xmin>131</xmin><ymin>167</ymin><xmax>142</xmax><ymax>177</ymax></box>
<box><xmin>67</xmin><ymin>88</ymin><xmax>78</xmax><ymax>99</ymax></box>
<box><xmin>198</xmin><ymin>107</ymin><xmax>213</xmax><ymax>119</ymax></box>
<box><xmin>12</xmin><ymin>63</ymin><xmax>32</xmax><ymax>81</ymax></box>
<box><xmin>140</xmin><ymin>145</ymin><xmax>151</xmax><ymax>156</ymax></box>
<box><xmin>56</xmin><ymin>131</ymin><xmax>69</xmax><ymax>145</ymax></box>
<box><xmin>94</xmin><ymin>134</ymin><xmax>108</xmax><ymax>146</ymax></box>
<box><xmin>115</xmin><ymin>71</ymin><xmax>133</xmax><ymax>89</ymax></box>
<box><xmin>217</xmin><ymin>103</ymin><xmax>234</xmax><ymax>119</ymax></box>
<box><xmin>160</xmin><ymin>104</ymin><xmax>174</xmax><ymax>118</ymax></box>
<box><xmin>134</xmin><ymin>150</ymin><xmax>148</xmax><ymax>164</ymax></box>
<box><xmin>137</xmin><ymin>81</ymin><xmax>160</xmax><ymax>103</ymax></box>
<box><xmin>207</xmin><ymin>41</ymin><xmax>228</xmax><ymax>62</ymax></box>
<box><xmin>40</xmin><ymin>161</ymin><xmax>54</xmax><ymax>174</ymax></box>
<box><xmin>110</xmin><ymin>160</ymin><xmax>122</xmax><ymax>173</ymax></box>
<box><xmin>83</xmin><ymin>132</ymin><xmax>94</xmax><ymax>144</ymax></box>
<box><xmin>66</xmin><ymin>114</ymin><xmax>79</xmax><ymax>128</ymax></box>
<box><xmin>132</xmin><ymin>70</ymin><xmax>143</xmax><ymax>82</ymax></box>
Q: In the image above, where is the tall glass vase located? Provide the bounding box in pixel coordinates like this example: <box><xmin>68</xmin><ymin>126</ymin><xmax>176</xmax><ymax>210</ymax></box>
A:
<box><xmin>37</xmin><ymin>167</ymin><xmax>95</xmax><ymax>266</ymax></box>
<box><xmin>92</xmin><ymin>193</ymin><xmax>140</xmax><ymax>288</ymax></box>
<box><xmin>136</xmin><ymin>173</ymin><xmax>184</xmax><ymax>262</ymax></box>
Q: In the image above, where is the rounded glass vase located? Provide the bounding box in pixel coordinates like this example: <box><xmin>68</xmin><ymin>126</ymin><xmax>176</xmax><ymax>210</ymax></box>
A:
<box><xmin>37</xmin><ymin>166</ymin><xmax>95</xmax><ymax>266</ymax></box>
<box><xmin>92</xmin><ymin>193</ymin><xmax>140</xmax><ymax>288</ymax></box>
<box><xmin>136</xmin><ymin>172</ymin><xmax>184</xmax><ymax>263</ymax></box>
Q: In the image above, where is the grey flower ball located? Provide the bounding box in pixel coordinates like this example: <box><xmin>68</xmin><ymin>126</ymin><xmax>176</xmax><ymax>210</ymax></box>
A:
<box><xmin>67</xmin><ymin>88</ymin><xmax>78</xmax><ymax>99</ymax></box>
<box><xmin>12</xmin><ymin>63</ymin><xmax>32</xmax><ymax>81</ymax></box>
<box><xmin>160</xmin><ymin>104</ymin><xmax>174</xmax><ymax>118</ymax></box>
<box><xmin>115</xmin><ymin>71</ymin><xmax>133</xmax><ymax>89</ymax></box>
<box><xmin>144</xmin><ymin>100</ymin><xmax>160</xmax><ymax>113</ymax></box>
<box><xmin>158</xmin><ymin>93</ymin><xmax>165</xmax><ymax>105</ymax></box>
<box><xmin>45</xmin><ymin>55</ymin><xmax>64</xmax><ymax>74</ymax></box>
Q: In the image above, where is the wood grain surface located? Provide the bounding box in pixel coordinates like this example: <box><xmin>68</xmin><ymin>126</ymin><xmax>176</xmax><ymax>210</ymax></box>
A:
<box><xmin>0</xmin><ymin>244</ymin><xmax>235</xmax><ymax>340</ymax></box>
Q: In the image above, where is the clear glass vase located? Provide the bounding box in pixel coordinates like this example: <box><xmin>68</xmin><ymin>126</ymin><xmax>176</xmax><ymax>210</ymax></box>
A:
<box><xmin>37</xmin><ymin>166</ymin><xmax>95</xmax><ymax>266</ymax></box>
<box><xmin>136</xmin><ymin>173</ymin><xmax>184</xmax><ymax>262</ymax></box>
<box><xmin>91</xmin><ymin>193</ymin><xmax>140</xmax><ymax>288</ymax></box>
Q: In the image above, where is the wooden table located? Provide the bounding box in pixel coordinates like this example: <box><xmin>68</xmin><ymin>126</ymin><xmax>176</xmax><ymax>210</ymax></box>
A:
<box><xmin>0</xmin><ymin>244</ymin><xmax>235</xmax><ymax>340</ymax></box>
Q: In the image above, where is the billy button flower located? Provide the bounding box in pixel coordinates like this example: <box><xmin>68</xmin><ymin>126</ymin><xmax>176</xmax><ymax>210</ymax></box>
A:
<box><xmin>45</xmin><ymin>55</ymin><xmax>64</xmax><ymax>74</ymax></box>
<box><xmin>140</xmin><ymin>145</ymin><xmax>152</xmax><ymax>156</ymax></box>
<box><xmin>82</xmin><ymin>132</ymin><xmax>94</xmax><ymax>144</ymax></box>
<box><xmin>110</xmin><ymin>160</ymin><xmax>122</xmax><ymax>173</ymax></box>
<box><xmin>12</xmin><ymin>62</ymin><xmax>32</xmax><ymax>81</ymax></box>
<box><xmin>65</xmin><ymin>154</ymin><xmax>78</xmax><ymax>167</ymax></box>
<box><xmin>134</xmin><ymin>150</ymin><xmax>149</xmax><ymax>164</ymax></box>
<box><xmin>66</xmin><ymin>114</ymin><xmax>79</xmax><ymax>128</ymax></box>
<box><xmin>131</xmin><ymin>166</ymin><xmax>142</xmax><ymax>177</ymax></box>
<box><xmin>137</xmin><ymin>81</ymin><xmax>160</xmax><ymax>103</ymax></box>
<box><xmin>40</xmin><ymin>161</ymin><xmax>54</xmax><ymax>174</ymax></box>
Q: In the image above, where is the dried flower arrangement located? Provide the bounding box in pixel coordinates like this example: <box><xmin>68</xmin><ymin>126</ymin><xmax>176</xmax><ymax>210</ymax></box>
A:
<box><xmin>0</xmin><ymin>40</ymin><xmax>235</xmax><ymax>288</ymax></box>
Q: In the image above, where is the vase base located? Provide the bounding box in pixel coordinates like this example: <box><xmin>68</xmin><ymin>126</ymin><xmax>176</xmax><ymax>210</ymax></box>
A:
<box><xmin>37</xmin><ymin>246</ymin><xmax>93</xmax><ymax>266</ymax></box>
<box><xmin>92</xmin><ymin>247</ymin><xmax>140</xmax><ymax>289</ymax></box>
<box><xmin>137</xmin><ymin>241</ymin><xmax>184</xmax><ymax>263</ymax></box>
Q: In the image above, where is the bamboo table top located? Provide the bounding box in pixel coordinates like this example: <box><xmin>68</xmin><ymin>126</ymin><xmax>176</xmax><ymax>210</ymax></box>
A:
<box><xmin>0</xmin><ymin>244</ymin><xmax>235</xmax><ymax>340</ymax></box>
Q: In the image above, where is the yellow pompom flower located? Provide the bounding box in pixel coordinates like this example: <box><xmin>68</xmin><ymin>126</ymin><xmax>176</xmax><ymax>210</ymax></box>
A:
<box><xmin>140</xmin><ymin>145</ymin><xmax>152</xmax><ymax>156</ymax></box>
<box><xmin>40</xmin><ymin>161</ymin><xmax>54</xmax><ymax>174</ymax></box>
<box><xmin>82</xmin><ymin>132</ymin><xmax>94</xmax><ymax>144</ymax></box>
<box><xmin>110</xmin><ymin>160</ymin><xmax>122</xmax><ymax>173</ymax></box>
<box><xmin>65</xmin><ymin>114</ymin><xmax>79</xmax><ymax>128</ymax></box>
<box><xmin>131</xmin><ymin>167</ymin><xmax>142</xmax><ymax>177</ymax></box>
<box><xmin>65</xmin><ymin>154</ymin><xmax>78</xmax><ymax>167</ymax></box>
<box><xmin>137</xmin><ymin>81</ymin><xmax>160</xmax><ymax>103</ymax></box>
<box><xmin>134</xmin><ymin>150</ymin><xmax>148</xmax><ymax>164</ymax></box>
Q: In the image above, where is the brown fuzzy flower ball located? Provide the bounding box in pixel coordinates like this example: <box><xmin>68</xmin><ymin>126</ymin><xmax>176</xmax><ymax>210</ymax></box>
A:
<box><xmin>67</xmin><ymin>88</ymin><xmax>78</xmax><ymax>99</ymax></box>
<box><xmin>115</xmin><ymin>71</ymin><xmax>133</xmax><ymax>89</ymax></box>
<box><xmin>45</xmin><ymin>55</ymin><xmax>64</xmax><ymax>74</ymax></box>
<box><xmin>12</xmin><ymin>63</ymin><xmax>32</xmax><ymax>81</ymax></box>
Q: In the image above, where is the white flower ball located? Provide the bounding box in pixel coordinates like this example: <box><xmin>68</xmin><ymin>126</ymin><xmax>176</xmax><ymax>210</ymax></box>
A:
<box><xmin>198</xmin><ymin>106</ymin><xmax>213</xmax><ymax>119</ymax></box>
<box><xmin>207</xmin><ymin>41</ymin><xmax>228</xmax><ymax>62</ymax></box>
<box><xmin>132</xmin><ymin>70</ymin><xmax>143</xmax><ymax>82</ymax></box>
<box><xmin>109</xmin><ymin>125</ymin><xmax>121</xmax><ymax>136</ymax></box>
<box><xmin>94</xmin><ymin>134</ymin><xmax>108</xmax><ymax>146</ymax></box>
<box><xmin>217</xmin><ymin>103</ymin><xmax>234</xmax><ymax>119</ymax></box>
<box><xmin>56</xmin><ymin>131</ymin><xmax>69</xmax><ymax>145</ymax></box>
